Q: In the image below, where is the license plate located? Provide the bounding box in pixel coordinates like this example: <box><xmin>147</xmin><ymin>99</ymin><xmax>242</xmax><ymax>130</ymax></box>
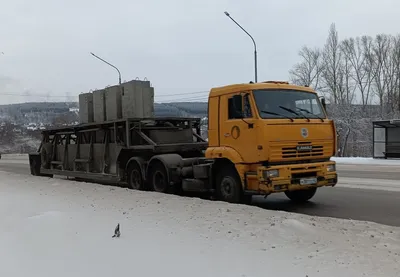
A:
<box><xmin>300</xmin><ymin>177</ymin><xmax>318</xmax><ymax>185</ymax></box>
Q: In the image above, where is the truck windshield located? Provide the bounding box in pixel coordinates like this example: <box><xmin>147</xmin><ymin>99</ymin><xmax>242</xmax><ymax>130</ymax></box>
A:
<box><xmin>252</xmin><ymin>89</ymin><xmax>326</xmax><ymax>120</ymax></box>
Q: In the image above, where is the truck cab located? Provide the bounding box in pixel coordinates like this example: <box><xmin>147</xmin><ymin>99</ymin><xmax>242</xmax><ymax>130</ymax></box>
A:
<box><xmin>205</xmin><ymin>81</ymin><xmax>338</xmax><ymax>203</ymax></box>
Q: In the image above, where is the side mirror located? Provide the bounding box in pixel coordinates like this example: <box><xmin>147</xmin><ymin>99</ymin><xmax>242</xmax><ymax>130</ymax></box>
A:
<box><xmin>232</xmin><ymin>95</ymin><xmax>243</xmax><ymax>118</ymax></box>
<box><xmin>320</xmin><ymin>97</ymin><xmax>327</xmax><ymax>112</ymax></box>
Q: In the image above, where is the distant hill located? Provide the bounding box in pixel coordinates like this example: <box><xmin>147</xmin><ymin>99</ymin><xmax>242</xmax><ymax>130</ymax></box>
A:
<box><xmin>0</xmin><ymin>101</ymin><xmax>208</xmax><ymax>122</ymax></box>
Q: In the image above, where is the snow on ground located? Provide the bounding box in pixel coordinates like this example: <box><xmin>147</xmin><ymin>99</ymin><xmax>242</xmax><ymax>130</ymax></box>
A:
<box><xmin>332</xmin><ymin>156</ymin><xmax>400</xmax><ymax>165</ymax></box>
<box><xmin>0</xmin><ymin>172</ymin><xmax>399</xmax><ymax>277</ymax></box>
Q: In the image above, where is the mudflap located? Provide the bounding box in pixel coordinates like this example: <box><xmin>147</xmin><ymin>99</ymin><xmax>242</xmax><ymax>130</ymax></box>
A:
<box><xmin>29</xmin><ymin>153</ymin><xmax>52</xmax><ymax>177</ymax></box>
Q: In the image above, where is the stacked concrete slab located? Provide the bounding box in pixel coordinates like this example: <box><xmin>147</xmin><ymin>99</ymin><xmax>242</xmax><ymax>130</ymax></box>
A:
<box><xmin>105</xmin><ymin>85</ymin><xmax>122</xmax><ymax>121</ymax></box>
<box><xmin>93</xmin><ymin>89</ymin><xmax>106</xmax><ymax>122</ymax></box>
<box><xmin>79</xmin><ymin>92</ymin><xmax>94</xmax><ymax>123</ymax></box>
<box><xmin>121</xmin><ymin>79</ymin><xmax>155</xmax><ymax>118</ymax></box>
<box><xmin>78</xmin><ymin>78</ymin><xmax>155</xmax><ymax>124</ymax></box>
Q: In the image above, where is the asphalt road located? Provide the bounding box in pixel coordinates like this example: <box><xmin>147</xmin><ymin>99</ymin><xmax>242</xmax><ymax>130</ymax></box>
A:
<box><xmin>1</xmin><ymin>159</ymin><xmax>400</xmax><ymax>227</ymax></box>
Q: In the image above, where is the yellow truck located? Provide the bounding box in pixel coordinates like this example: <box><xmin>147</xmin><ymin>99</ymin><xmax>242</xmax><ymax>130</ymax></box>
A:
<box><xmin>29</xmin><ymin>80</ymin><xmax>337</xmax><ymax>204</ymax></box>
<box><xmin>206</xmin><ymin>81</ymin><xmax>337</xmax><ymax>203</ymax></box>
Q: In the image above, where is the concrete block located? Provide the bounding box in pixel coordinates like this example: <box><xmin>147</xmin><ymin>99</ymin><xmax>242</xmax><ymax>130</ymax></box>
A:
<box><xmin>105</xmin><ymin>85</ymin><xmax>122</xmax><ymax>121</ymax></box>
<box><xmin>122</xmin><ymin>80</ymin><xmax>154</xmax><ymax>118</ymax></box>
<box><xmin>142</xmin><ymin>86</ymin><xmax>155</xmax><ymax>118</ymax></box>
<box><xmin>79</xmin><ymin>93</ymin><xmax>94</xmax><ymax>123</ymax></box>
<box><xmin>93</xmin><ymin>89</ymin><xmax>106</xmax><ymax>122</ymax></box>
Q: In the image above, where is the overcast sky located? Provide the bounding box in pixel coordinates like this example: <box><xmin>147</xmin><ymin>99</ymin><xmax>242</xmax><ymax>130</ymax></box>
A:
<box><xmin>0</xmin><ymin>0</ymin><xmax>399</xmax><ymax>104</ymax></box>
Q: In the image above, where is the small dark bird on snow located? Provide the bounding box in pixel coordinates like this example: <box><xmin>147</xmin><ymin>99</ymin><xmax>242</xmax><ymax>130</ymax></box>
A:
<box><xmin>112</xmin><ymin>223</ymin><xmax>120</xmax><ymax>238</ymax></box>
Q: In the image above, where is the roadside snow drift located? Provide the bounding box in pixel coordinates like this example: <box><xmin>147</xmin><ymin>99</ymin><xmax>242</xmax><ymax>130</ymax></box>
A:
<box><xmin>332</xmin><ymin>156</ymin><xmax>400</xmax><ymax>165</ymax></box>
<box><xmin>0</xmin><ymin>171</ymin><xmax>399</xmax><ymax>277</ymax></box>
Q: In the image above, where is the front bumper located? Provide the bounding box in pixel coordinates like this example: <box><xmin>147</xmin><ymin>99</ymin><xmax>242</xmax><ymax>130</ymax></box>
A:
<box><xmin>256</xmin><ymin>161</ymin><xmax>337</xmax><ymax>194</ymax></box>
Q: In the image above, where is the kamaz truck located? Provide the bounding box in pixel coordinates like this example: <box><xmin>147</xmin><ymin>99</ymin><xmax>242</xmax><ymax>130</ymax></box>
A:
<box><xmin>29</xmin><ymin>81</ymin><xmax>338</xmax><ymax>204</ymax></box>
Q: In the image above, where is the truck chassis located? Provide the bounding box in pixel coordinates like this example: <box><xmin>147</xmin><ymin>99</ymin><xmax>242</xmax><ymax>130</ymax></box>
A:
<box><xmin>29</xmin><ymin>117</ymin><xmax>221</xmax><ymax>197</ymax></box>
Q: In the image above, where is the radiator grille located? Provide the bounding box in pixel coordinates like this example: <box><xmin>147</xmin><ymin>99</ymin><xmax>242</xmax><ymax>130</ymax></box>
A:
<box><xmin>282</xmin><ymin>142</ymin><xmax>324</xmax><ymax>159</ymax></box>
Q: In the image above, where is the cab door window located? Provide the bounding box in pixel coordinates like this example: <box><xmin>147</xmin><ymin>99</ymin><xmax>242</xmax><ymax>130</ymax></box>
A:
<box><xmin>228</xmin><ymin>93</ymin><xmax>252</xmax><ymax>119</ymax></box>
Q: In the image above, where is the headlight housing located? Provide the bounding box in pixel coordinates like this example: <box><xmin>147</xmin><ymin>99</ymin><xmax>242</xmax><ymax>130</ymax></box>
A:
<box><xmin>326</xmin><ymin>164</ymin><xmax>336</xmax><ymax>172</ymax></box>
<box><xmin>263</xmin><ymin>169</ymin><xmax>279</xmax><ymax>179</ymax></box>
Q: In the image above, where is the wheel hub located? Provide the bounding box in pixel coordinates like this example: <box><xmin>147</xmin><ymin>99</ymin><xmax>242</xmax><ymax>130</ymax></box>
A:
<box><xmin>130</xmin><ymin>169</ymin><xmax>142</xmax><ymax>189</ymax></box>
<box><xmin>221</xmin><ymin>177</ymin><xmax>235</xmax><ymax>197</ymax></box>
<box><xmin>154</xmin><ymin>170</ymin><xmax>167</xmax><ymax>191</ymax></box>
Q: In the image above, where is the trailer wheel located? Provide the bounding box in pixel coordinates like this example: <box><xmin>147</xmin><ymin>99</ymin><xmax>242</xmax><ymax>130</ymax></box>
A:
<box><xmin>149</xmin><ymin>162</ymin><xmax>170</xmax><ymax>193</ymax></box>
<box><xmin>216</xmin><ymin>166</ymin><xmax>243</xmax><ymax>204</ymax></box>
<box><xmin>284</xmin><ymin>188</ymin><xmax>317</xmax><ymax>203</ymax></box>
<box><xmin>127</xmin><ymin>163</ymin><xmax>144</xmax><ymax>190</ymax></box>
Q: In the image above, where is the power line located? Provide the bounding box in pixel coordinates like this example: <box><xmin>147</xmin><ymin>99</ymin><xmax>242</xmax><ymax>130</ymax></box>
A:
<box><xmin>156</xmin><ymin>95</ymin><xmax>208</xmax><ymax>102</ymax></box>
<box><xmin>155</xmin><ymin>90</ymin><xmax>209</xmax><ymax>97</ymax></box>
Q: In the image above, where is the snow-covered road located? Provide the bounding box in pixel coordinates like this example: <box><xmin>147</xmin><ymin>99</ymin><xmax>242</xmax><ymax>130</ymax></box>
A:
<box><xmin>0</xmin><ymin>171</ymin><xmax>399</xmax><ymax>277</ymax></box>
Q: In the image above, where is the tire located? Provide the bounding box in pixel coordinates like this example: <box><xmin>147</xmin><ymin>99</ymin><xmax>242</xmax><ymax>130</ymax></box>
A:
<box><xmin>284</xmin><ymin>188</ymin><xmax>317</xmax><ymax>203</ymax></box>
<box><xmin>127</xmin><ymin>162</ymin><xmax>144</xmax><ymax>190</ymax></box>
<box><xmin>215</xmin><ymin>166</ymin><xmax>244</xmax><ymax>204</ymax></box>
<box><xmin>149</xmin><ymin>162</ymin><xmax>170</xmax><ymax>193</ymax></box>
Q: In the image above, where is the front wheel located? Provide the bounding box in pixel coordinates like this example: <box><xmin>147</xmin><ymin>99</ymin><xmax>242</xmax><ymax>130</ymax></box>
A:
<box><xmin>284</xmin><ymin>187</ymin><xmax>317</xmax><ymax>203</ymax></box>
<box><xmin>215</xmin><ymin>166</ymin><xmax>244</xmax><ymax>204</ymax></box>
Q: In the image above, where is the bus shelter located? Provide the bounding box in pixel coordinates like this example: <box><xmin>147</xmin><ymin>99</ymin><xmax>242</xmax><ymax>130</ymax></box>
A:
<box><xmin>373</xmin><ymin>119</ymin><xmax>400</xmax><ymax>159</ymax></box>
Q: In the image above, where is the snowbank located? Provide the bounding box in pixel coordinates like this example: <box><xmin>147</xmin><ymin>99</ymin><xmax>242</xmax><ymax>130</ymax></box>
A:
<box><xmin>338</xmin><ymin>177</ymin><xmax>400</xmax><ymax>192</ymax></box>
<box><xmin>1</xmin><ymin>153</ymin><xmax>29</xmax><ymax>159</ymax></box>
<box><xmin>332</xmin><ymin>156</ymin><xmax>400</xmax><ymax>165</ymax></box>
<box><xmin>0</xmin><ymin>153</ymin><xmax>29</xmax><ymax>164</ymax></box>
<box><xmin>0</xmin><ymin>172</ymin><xmax>399</xmax><ymax>277</ymax></box>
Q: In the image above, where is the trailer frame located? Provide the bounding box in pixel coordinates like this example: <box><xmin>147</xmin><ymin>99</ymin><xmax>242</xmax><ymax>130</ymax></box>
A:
<box><xmin>29</xmin><ymin>117</ymin><xmax>209</xmax><ymax>186</ymax></box>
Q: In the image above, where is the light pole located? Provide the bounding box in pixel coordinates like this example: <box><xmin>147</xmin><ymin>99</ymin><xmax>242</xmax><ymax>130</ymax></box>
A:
<box><xmin>224</xmin><ymin>11</ymin><xmax>258</xmax><ymax>83</ymax></box>
<box><xmin>90</xmin><ymin>52</ymin><xmax>122</xmax><ymax>85</ymax></box>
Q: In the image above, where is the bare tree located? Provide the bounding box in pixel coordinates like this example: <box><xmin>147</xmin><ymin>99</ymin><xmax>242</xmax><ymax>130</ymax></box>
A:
<box><xmin>341</xmin><ymin>36</ymin><xmax>375</xmax><ymax>106</ymax></box>
<box><xmin>289</xmin><ymin>23</ymin><xmax>400</xmax><ymax>157</ymax></box>
<box><xmin>320</xmin><ymin>23</ymin><xmax>355</xmax><ymax>104</ymax></box>
<box><xmin>289</xmin><ymin>46</ymin><xmax>323</xmax><ymax>90</ymax></box>
<box><xmin>371</xmin><ymin>34</ymin><xmax>392</xmax><ymax>114</ymax></box>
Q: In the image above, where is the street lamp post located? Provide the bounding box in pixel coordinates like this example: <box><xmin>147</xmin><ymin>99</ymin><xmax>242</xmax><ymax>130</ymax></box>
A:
<box><xmin>90</xmin><ymin>52</ymin><xmax>122</xmax><ymax>85</ymax></box>
<box><xmin>224</xmin><ymin>11</ymin><xmax>258</xmax><ymax>83</ymax></box>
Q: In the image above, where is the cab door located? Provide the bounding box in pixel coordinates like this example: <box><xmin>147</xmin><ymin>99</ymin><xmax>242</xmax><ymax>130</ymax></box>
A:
<box><xmin>219</xmin><ymin>92</ymin><xmax>260</xmax><ymax>163</ymax></box>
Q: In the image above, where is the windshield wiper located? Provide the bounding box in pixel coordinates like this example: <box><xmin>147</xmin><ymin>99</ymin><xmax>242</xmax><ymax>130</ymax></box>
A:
<box><xmin>279</xmin><ymin>105</ymin><xmax>311</xmax><ymax>122</ymax></box>
<box><xmin>292</xmin><ymin>108</ymin><xmax>310</xmax><ymax>122</ymax></box>
<box><xmin>296</xmin><ymin>107</ymin><xmax>324</xmax><ymax>122</ymax></box>
<box><xmin>279</xmin><ymin>106</ymin><xmax>301</xmax><ymax>116</ymax></box>
<box><xmin>260</xmin><ymin>110</ymin><xmax>294</xmax><ymax>122</ymax></box>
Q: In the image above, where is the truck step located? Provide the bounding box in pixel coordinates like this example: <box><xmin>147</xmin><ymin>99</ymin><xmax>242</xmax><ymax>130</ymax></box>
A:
<box><xmin>74</xmin><ymin>159</ymin><xmax>90</xmax><ymax>163</ymax></box>
<box><xmin>182</xmin><ymin>178</ymin><xmax>208</xmax><ymax>192</ymax></box>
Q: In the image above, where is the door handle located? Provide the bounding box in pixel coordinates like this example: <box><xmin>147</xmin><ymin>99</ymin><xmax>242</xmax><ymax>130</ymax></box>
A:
<box><xmin>224</xmin><ymin>133</ymin><xmax>230</xmax><ymax>137</ymax></box>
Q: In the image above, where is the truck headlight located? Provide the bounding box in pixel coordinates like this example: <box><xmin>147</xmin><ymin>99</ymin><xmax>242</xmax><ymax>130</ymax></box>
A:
<box><xmin>263</xmin><ymin>169</ymin><xmax>279</xmax><ymax>179</ymax></box>
<box><xmin>327</xmin><ymin>164</ymin><xmax>336</xmax><ymax>172</ymax></box>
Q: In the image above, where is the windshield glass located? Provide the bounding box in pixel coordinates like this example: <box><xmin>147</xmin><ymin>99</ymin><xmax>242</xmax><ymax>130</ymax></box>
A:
<box><xmin>252</xmin><ymin>89</ymin><xmax>325</xmax><ymax>119</ymax></box>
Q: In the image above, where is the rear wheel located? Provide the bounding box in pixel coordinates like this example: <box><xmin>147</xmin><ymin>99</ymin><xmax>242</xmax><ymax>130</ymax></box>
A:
<box><xmin>215</xmin><ymin>166</ymin><xmax>244</xmax><ymax>204</ymax></box>
<box><xmin>284</xmin><ymin>188</ymin><xmax>317</xmax><ymax>203</ymax></box>
<box><xmin>127</xmin><ymin>163</ymin><xmax>144</xmax><ymax>190</ymax></box>
<box><xmin>149</xmin><ymin>162</ymin><xmax>170</xmax><ymax>193</ymax></box>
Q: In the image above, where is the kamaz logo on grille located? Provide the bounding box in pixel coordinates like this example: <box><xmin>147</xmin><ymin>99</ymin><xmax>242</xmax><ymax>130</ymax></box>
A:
<box><xmin>296</xmin><ymin>145</ymin><xmax>313</xmax><ymax>151</ymax></box>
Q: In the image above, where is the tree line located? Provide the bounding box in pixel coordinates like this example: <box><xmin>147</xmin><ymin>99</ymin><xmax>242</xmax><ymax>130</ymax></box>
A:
<box><xmin>289</xmin><ymin>23</ymin><xmax>400</xmax><ymax>157</ymax></box>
